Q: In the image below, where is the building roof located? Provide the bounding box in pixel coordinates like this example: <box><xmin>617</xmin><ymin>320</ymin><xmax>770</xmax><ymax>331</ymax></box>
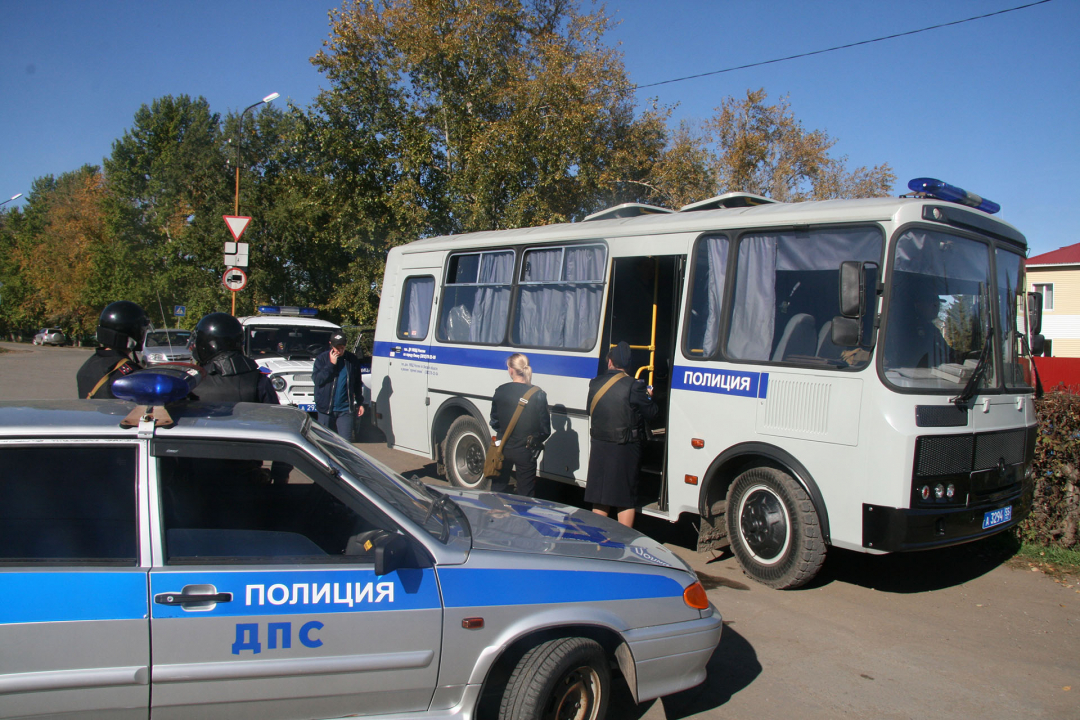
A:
<box><xmin>1028</xmin><ymin>242</ymin><xmax>1080</xmax><ymax>266</ymax></box>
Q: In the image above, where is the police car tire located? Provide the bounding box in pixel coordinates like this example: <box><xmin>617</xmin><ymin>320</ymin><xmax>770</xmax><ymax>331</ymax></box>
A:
<box><xmin>499</xmin><ymin>636</ymin><xmax>610</xmax><ymax>720</ymax></box>
<box><xmin>444</xmin><ymin>415</ymin><xmax>491</xmax><ymax>491</ymax></box>
<box><xmin>726</xmin><ymin>467</ymin><xmax>826</xmax><ymax>590</ymax></box>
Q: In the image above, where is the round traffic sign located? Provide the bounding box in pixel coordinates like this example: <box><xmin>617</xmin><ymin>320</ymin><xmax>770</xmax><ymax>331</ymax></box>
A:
<box><xmin>223</xmin><ymin>267</ymin><xmax>248</xmax><ymax>292</ymax></box>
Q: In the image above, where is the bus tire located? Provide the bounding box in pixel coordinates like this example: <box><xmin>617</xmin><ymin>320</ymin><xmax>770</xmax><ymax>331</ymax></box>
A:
<box><xmin>726</xmin><ymin>467</ymin><xmax>825</xmax><ymax>589</ymax></box>
<box><xmin>498</xmin><ymin>637</ymin><xmax>610</xmax><ymax>720</ymax></box>
<box><xmin>444</xmin><ymin>415</ymin><xmax>491</xmax><ymax>491</ymax></box>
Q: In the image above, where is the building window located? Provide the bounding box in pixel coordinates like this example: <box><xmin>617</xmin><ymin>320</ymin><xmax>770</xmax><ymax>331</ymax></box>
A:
<box><xmin>1032</xmin><ymin>283</ymin><xmax>1054</xmax><ymax>311</ymax></box>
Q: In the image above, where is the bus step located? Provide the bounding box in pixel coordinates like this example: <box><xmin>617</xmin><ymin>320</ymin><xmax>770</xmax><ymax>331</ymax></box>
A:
<box><xmin>640</xmin><ymin>502</ymin><xmax>669</xmax><ymax>519</ymax></box>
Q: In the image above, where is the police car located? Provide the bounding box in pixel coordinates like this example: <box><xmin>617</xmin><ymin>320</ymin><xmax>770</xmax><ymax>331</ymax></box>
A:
<box><xmin>0</xmin><ymin>367</ymin><xmax>722</xmax><ymax>719</ymax></box>
<box><xmin>238</xmin><ymin>306</ymin><xmax>341</xmax><ymax>413</ymax></box>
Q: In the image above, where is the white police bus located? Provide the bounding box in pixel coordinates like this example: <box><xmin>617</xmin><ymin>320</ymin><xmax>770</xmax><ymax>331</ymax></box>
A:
<box><xmin>370</xmin><ymin>179</ymin><xmax>1042</xmax><ymax>588</ymax></box>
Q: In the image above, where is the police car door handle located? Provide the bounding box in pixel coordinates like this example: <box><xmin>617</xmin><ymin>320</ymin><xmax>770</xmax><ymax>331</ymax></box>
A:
<box><xmin>154</xmin><ymin>591</ymin><xmax>233</xmax><ymax>605</ymax></box>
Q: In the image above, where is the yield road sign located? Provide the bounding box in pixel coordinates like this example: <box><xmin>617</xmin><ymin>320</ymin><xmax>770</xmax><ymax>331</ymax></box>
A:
<box><xmin>223</xmin><ymin>267</ymin><xmax>248</xmax><ymax>292</ymax></box>
<box><xmin>223</xmin><ymin>215</ymin><xmax>251</xmax><ymax>241</ymax></box>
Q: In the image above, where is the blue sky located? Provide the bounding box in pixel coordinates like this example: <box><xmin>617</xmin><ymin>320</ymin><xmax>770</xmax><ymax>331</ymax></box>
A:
<box><xmin>2</xmin><ymin>0</ymin><xmax>1076</xmax><ymax>257</ymax></box>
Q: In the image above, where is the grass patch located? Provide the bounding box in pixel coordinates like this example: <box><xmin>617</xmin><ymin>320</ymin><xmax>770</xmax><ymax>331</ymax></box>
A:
<box><xmin>1016</xmin><ymin>542</ymin><xmax>1080</xmax><ymax>569</ymax></box>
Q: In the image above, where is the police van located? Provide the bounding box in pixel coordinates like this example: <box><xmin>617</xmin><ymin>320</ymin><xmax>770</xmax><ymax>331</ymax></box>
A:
<box><xmin>369</xmin><ymin>178</ymin><xmax>1042</xmax><ymax>589</ymax></box>
<box><xmin>238</xmin><ymin>306</ymin><xmax>341</xmax><ymax>412</ymax></box>
<box><xmin>0</xmin><ymin>368</ymin><xmax>720</xmax><ymax>719</ymax></box>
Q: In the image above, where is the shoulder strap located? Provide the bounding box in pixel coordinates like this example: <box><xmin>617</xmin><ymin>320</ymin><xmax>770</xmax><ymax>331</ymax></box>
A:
<box><xmin>589</xmin><ymin>371</ymin><xmax>627</xmax><ymax>416</ymax></box>
<box><xmin>87</xmin><ymin>359</ymin><xmax>129</xmax><ymax>399</ymax></box>
<box><xmin>502</xmin><ymin>385</ymin><xmax>540</xmax><ymax>442</ymax></box>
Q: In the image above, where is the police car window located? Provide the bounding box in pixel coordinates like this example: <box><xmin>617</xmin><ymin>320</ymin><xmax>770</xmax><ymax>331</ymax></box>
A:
<box><xmin>0</xmin><ymin>445</ymin><xmax>138</xmax><ymax>565</ymax></box>
<box><xmin>306</xmin><ymin>422</ymin><xmax>462</xmax><ymax>545</ymax></box>
<box><xmin>157</xmin><ymin>446</ymin><xmax>393</xmax><ymax>565</ymax></box>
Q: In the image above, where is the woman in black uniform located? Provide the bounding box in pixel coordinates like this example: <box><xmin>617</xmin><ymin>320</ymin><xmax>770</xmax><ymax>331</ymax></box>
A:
<box><xmin>489</xmin><ymin>353</ymin><xmax>550</xmax><ymax>496</ymax></box>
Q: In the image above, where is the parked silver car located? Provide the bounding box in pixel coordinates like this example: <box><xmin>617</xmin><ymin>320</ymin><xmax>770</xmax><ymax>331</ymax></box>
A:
<box><xmin>140</xmin><ymin>329</ymin><xmax>193</xmax><ymax>365</ymax></box>
<box><xmin>31</xmin><ymin>327</ymin><xmax>67</xmax><ymax>346</ymax></box>
<box><xmin>0</xmin><ymin>369</ymin><xmax>722</xmax><ymax>720</ymax></box>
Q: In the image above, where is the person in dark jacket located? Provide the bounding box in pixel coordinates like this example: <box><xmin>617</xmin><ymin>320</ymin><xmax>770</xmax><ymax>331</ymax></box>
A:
<box><xmin>77</xmin><ymin>300</ymin><xmax>149</xmax><ymax>398</ymax></box>
<box><xmin>190</xmin><ymin>312</ymin><xmax>278</xmax><ymax>404</ymax></box>
<box><xmin>489</xmin><ymin>353</ymin><xmax>550</xmax><ymax>496</ymax></box>
<box><xmin>585</xmin><ymin>340</ymin><xmax>657</xmax><ymax>528</ymax></box>
<box><xmin>312</xmin><ymin>331</ymin><xmax>366</xmax><ymax>440</ymax></box>
<box><xmin>190</xmin><ymin>312</ymin><xmax>289</xmax><ymax>484</ymax></box>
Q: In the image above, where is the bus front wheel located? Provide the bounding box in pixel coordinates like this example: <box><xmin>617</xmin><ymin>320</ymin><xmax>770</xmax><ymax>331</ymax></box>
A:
<box><xmin>726</xmin><ymin>467</ymin><xmax>825</xmax><ymax>589</ymax></box>
<box><xmin>444</xmin><ymin>415</ymin><xmax>491</xmax><ymax>491</ymax></box>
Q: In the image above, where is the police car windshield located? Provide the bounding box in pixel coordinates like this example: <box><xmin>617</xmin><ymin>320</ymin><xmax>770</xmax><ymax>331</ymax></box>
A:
<box><xmin>305</xmin><ymin>422</ymin><xmax>465</xmax><ymax>545</ymax></box>
<box><xmin>247</xmin><ymin>324</ymin><xmax>337</xmax><ymax>359</ymax></box>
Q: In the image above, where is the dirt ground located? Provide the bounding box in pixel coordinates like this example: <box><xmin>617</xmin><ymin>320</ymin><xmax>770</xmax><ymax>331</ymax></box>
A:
<box><xmin>3</xmin><ymin>342</ymin><xmax>1077</xmax><ymax>719</ymax></box>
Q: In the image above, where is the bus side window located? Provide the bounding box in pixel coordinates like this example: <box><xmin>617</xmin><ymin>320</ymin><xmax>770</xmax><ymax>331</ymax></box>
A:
<box><xmin>397</xmin><ymin>276</ymin><xmax>435</xmax><ymax>341</ymax></box>
<box><xmin>437</xmin><ymin>251</ymin><xmax>514</xmax><ymax>345</ymax></box>
<box><xmin>513</xmin><ymin>244</ymin><xmax>605</xmax><ymax>350</ymax></box>
<box><xmin>684</xmin><ymin>236</ymin><xmax>729</xmax><ymax>358</ymax></box>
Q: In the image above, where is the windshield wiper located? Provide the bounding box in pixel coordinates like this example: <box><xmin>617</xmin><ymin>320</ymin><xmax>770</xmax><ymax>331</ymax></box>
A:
<box><xmin>421</xmin><ymin>492</ymin><xmax>455</xmax><ymax>542</ymax></box>
<box><xmin>951</xmin><ymin>320</ymin><xmax>993</xmax><ymax>407</ymax></box>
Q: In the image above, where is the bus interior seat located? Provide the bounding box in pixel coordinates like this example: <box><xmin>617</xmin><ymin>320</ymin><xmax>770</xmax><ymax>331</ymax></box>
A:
<box><xmin>816</xmin><ymin>319</ymin><xmax>844</xmax><ymax>360</ymax></box>
<box><xmin>772</xmin><ymin>313</ymin><xmax>817</xmax><ymax>361</ymax></box>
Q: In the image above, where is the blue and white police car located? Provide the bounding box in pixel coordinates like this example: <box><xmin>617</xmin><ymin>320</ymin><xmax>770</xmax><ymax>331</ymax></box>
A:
<box><xmin>238</xmin><ymin>306</ymin><xmax>341</xmax><ymax>413</ymax></box>
<box><xmin>0</xmin><ymin>367</ymin><xmax>721</xmax><ymax>719</ymax></box>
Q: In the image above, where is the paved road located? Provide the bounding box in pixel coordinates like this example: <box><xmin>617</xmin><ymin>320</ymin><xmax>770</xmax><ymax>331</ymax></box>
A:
<box><xmin>2</xmin><ymin>342</ymin><xmax>1077</xmax><ymax>719</ymax></box>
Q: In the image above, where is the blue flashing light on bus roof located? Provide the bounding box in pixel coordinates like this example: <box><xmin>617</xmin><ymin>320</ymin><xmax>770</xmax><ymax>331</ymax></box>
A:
<box><xmin>257</xmin><ymin>306</ymin><xmax>318</xmax><ymax>317</ymax></box>
<box><xmin>112</xmin><ymin>365</ymin><xmax>203</xmax><ymax>405</ymax></box>
<box><xmin>908</xmin><ymin>178</ymin><xmax>1000</xmax><ymax>215</ymax></box>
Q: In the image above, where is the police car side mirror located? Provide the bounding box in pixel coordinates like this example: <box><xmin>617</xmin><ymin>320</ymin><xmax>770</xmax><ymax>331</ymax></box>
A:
<box><xmin>374</xmin><ymin>532</ymin><xmax>410</xmax><ymax>576</ymax></box>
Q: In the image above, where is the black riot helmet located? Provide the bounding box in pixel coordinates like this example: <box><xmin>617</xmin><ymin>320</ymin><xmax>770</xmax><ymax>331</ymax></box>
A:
<box><xmin>191</xmin><ymin>312</ymin><xmax>245</xmax><ymax>364</ymax></box>
<box><xmin>97</xmin><ymin>301</ymin><xmax>150</xmax><ymax>352</ymax></box>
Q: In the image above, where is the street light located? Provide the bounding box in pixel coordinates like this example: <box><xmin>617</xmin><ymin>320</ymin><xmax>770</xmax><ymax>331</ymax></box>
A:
<box><xmin>233</xmin><ymin>93</ymin><xmax>279</xmax><ymax>216</ymax></box>
<box><xmin>0</xmin><ymin>193</ymin><xmax>22</xmax><ymax>208</ymax></box>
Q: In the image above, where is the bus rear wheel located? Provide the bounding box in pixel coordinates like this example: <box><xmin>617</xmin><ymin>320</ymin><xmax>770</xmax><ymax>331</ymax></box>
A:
<box><xmin>444</xmin><ymin>415</ymin><xmax>491</xmax><ymax>491</ymax></box>
<box><xmin>726</xmin><ymin>467</ymin><xmax>825</xmax><ymax>589</ymax></box>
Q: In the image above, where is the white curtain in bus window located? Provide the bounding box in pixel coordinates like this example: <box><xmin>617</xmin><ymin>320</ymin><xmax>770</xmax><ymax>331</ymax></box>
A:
<box><xmin>727</xmin><ymin>228</ymin><xmax>882</xmax><ymax>363</ymax></box>
<box><xmin>438</xmin><ymin>251</ymin><xmax>514</xmax><ymax>344</ymax></box>
<box><xmin>398</xmin><ymin>276</ymin><xmax>435</xmax><ymax>340</ymax></box>
<box><xmin>997</xmin><ymin>249</ymin><xmax>1028</xmax><ymax>389</ymax></box>
<box><xmin>884</xmin><ymin>230</ymin><xmax>994</xmax><ymax>387</ymax></box>
<box><xmin>513</xmin><ymin>244</ymin><xmax>605</xmax><ymax>349</ymax></box>
<box><xmin>686</xmin><ymin>236</ymin><xmax>729</xmax><ymax>357</ymax></box>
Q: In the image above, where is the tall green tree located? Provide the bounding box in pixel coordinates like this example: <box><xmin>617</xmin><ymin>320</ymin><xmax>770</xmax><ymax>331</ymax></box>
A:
<box><xmin>296</xmin><ymin>0</ymin><xmax>668</xmax><ymax>322</ymax></box>
<box><xmin>104</xmin><ymin>95</ymin><xmax>234</xmax><ymax>325</ymax></box>
<box><xmin>706</xmin><ymin>89</ymin><xmax>895</xmax><ymax>202</ymax></box>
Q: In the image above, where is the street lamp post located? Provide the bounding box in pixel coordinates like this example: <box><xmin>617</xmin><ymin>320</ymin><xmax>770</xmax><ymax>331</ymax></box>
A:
<box><xmin>0</xmin><ymin>193</ymin><xmax>22</xmax><ymax>208</ymax></box>
<box><xmin>233</xmin><ymin>93</ymin><xmax>279</xmax><ymax>216</ymax></box>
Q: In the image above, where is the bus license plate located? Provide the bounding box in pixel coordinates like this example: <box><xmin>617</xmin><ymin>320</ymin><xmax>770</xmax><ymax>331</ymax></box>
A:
<box><xmin>982</xmin><ymin>506</ymin><xmax>1012</xmax><ymax>530</ymax></box>
<box><xmin>296</xmin><ymin>404</ymin><xmax>316</xmax><ymax>412</ymax></box>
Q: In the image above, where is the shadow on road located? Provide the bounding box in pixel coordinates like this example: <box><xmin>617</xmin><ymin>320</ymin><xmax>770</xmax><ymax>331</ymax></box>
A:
<box><xmin>608</xmin><ymin>624</ymin><xmax>760</xmax><ymax>719</ymax></box>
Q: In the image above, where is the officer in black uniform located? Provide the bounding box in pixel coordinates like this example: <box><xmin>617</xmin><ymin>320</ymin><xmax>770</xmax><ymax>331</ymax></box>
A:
<box><xmin>189</xmin><ymin>312</ymin><xmax>278</xmax><ymax>404</ymax></box>
<box><xmin>76</xmin><ymin>300</ymin><xmax>150</xmax><ymax>399</ymax></box>
<box><xmin>489</xmin><ymin>353</ymin><xmax>550</xmax><ymax>496</ymax></box>
<box><xmin>584</xmin><ymin>341</ymin><xmax>657</xmax><ymax>528</ymax></box>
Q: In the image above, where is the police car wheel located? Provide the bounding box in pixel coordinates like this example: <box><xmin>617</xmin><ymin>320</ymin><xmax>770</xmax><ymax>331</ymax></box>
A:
<box><xmin>726</xmin><ymin>467</ymin><xmax>826</xmax><ymax>590</ymax></box>
<box><xmin>444</xmin><ymin>415</ymin><xmax>491</xmax><ymax>491</ymax></box>
<box><xmin>499</xmin><ymin>637</ymin><xmax>610</xmax><ymax>720</ymax></box>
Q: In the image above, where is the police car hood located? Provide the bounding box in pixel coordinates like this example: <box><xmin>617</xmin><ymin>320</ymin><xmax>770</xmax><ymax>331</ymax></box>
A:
<box><xmin>253</xmin><ymin>358</ymin><xmax>315</xmax><ymax>375</ymax></box>
<box><xmin>442</xmin><ymin>489</ymin><xmax>689</xmax><ymax>571</ymax></box>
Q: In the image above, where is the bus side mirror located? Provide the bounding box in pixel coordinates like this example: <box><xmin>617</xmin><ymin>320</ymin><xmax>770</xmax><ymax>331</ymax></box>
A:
<box><xmin>830</xmin><ymin>316</ymin><xmax>861</xmax><ymax>347</ymax></box>
<box><xmin>1030</xmin><ymin>334</ymin><xmax>1046</xmax><ymax>356</ymax></box>
<box><xmin>1026</xmin><ymin>291</ymin><xmax>1043</xmax><ymax>335</ymax></box>
<box><xmin>839</xmin><ymin>261</ymin><xmax>864</xmax><ymax>318</ymax></box>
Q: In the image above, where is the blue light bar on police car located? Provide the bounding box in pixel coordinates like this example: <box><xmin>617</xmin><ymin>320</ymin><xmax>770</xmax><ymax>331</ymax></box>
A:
<box><xmin>112</xmin><ymin>364</ymin><xmax>204</xmax><ymax>405</ymax></box>
<box><xmin>908</xmin><ymin>178</ymin><xmax>1000</xmax><ymax>215</ymax></box>
<box><xmin>257</xmin><ymin>306</ymin><xmax>318</xmax><ymax>317</ymax></box>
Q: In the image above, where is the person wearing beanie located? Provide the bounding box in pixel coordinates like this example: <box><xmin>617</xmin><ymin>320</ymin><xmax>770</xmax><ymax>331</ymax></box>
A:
<box><xmin>584</xmin><ymin>340</ymin><xmax>657</xmax><ymax>527</ymax></box>
<box><xmin>488</xmin><ymin>353</ymin><xmax>550</xmax><ymax>496</ymax></box>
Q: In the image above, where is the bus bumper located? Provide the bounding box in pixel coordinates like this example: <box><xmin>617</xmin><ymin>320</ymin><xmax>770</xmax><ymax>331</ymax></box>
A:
<box><xmin>861</xmin><ymin>483</ymin><xmax>1032</xmax><ymax>552</ymax></box>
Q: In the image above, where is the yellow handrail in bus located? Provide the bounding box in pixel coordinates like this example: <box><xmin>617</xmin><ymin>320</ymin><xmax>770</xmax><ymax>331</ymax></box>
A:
<box><xmin>610</xmin><ymin>258</ymin><xmax>659</xmax><ymax>387</ymax></box>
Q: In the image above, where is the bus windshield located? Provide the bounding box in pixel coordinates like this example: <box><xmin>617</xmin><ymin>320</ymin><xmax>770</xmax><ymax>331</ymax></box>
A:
<box><xmin>882</xmin><ymin>228</ymin><xmax>1027</xmax><ymax>392</ymax></box>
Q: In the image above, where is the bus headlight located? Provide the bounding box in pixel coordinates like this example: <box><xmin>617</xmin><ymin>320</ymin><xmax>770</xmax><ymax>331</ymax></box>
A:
<box><xmin>271</xmin><ymin>376</ymin><xmax>287</xmax><ymax>392</ymax></box>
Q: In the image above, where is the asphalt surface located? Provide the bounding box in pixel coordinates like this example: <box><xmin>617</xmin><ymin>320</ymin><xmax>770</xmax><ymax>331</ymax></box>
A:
<box><xmin>2</xmin><ymin>341</ymin><xmax>1077</xmax><ymax>719</ymax></box>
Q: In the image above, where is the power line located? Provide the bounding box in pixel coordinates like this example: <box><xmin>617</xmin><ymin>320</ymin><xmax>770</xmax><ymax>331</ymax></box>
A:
<box><xmin>632</xmin><ymin>0</ymin><xmax>1054</xmax><ymax>91</ymax></box>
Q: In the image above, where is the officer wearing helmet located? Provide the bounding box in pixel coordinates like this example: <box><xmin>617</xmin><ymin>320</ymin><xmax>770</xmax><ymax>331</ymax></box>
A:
<box><xmin>77</xmin><ymin>300</ymin><xmax>150</xmax><ymax>399</ymax></box>
<box><xmin>190</xmin><ymin>312</ymin><xmax>277</xmax><ymax>403</ymax></box>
